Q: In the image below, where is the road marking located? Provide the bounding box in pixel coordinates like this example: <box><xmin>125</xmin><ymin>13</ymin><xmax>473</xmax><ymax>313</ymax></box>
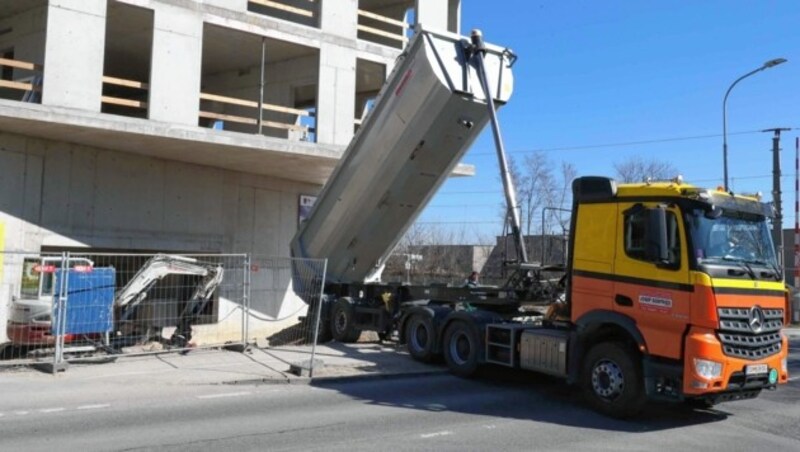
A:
<box><xmin>77</xmin><ymin>404</ymin><xmax>111</xmax><ymax>410</ymax></box>
<box><xmin>420</xmin><ymin>431</ymin><xmax>453</xmax><ymax>439</ymax></box>
<box><xmin>13</xmin><ymin>411</ymin><xmax>29</xmax><ymax>416</ymax></box>
<box><xmin>197</xmin><ymin>391</ymin><xmax>251</xmax><ymax>399</ymax></box>
<box><xmin>483</xmin><ymin>424</ymin><xmax>497</xmax><ymax>429</ymax></box>
<box><xmin>789</xmin><ymin>376</ymin><xmax>799</xmax><ymax>381</ymax></box>
<box><xmin>39</xmin><ymin>408</ymin><xmax>66</xmax><ymax>414</ymax></box>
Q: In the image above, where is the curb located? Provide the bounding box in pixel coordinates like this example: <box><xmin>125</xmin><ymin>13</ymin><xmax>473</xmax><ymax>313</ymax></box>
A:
<box><xmin>223</xmin><ymin>368</ymin><xmax>448</xmax><ymax>386</ymax></box>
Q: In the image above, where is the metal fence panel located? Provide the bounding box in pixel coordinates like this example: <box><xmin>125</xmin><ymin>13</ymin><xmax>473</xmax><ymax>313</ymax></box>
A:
<box><xmin>0</xmin><ymin>251</ymin><xmax>68</xmax><ymax>367</ymax></box>
<box><xmin>248</xmin><ymin>256</ymin><xmax>327</xmax><ymax>375</ymax></box>
<box><xmin>2</xmin><ymin>251</ymin><xmax>327</xmax><ymax>375</ymax></box>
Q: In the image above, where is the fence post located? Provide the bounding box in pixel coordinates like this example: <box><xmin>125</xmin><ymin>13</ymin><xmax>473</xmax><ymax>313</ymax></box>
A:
<box><xmin>242</xmin><ymin>254</ymin><xmax>251</xmax><ymax>350</ymax></box>
<box><xmin>52</xmin><ymin>251</ymin><xmax>69</xmax><ymax>373</ymax></box>
<box><xmin>308</xmin><ymin>259</ymin><xmax>327</xmax><ymax>379</ymax></box>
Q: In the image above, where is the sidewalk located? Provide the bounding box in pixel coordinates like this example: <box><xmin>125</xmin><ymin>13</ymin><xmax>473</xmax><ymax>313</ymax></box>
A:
<box><xmin>2</xmin><ymin>326</ymin><xmax>797</xmax><ymax>387</ymax></box>
<box><xmin>0</xmin><ymin>341</ymin><xmax>445</xmax><ymax>387</ymax></box>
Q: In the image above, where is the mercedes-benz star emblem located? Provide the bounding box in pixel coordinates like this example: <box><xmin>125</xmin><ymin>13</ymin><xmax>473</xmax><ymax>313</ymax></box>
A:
<box><xmin>748</xmin><ymin>305</ymin><xmax>765</xmax><ymax>334</ymax></box>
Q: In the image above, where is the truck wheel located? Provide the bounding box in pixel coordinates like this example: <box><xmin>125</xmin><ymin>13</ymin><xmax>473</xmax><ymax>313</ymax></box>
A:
<box><xmin>405</xmin><ymin>314</ymin><xmax>437</xmax><ymax>363</ymax></box>
<box><xmin>331</xmin><ymin>298</ymin><xmax>361</xmax><ymax>343</ymax></box>
<box><xmin>581</xmin><ymin>342</ymin><xmax>646</xmax><ymax>419</ymax></box>
<box><xmin>442</xmin><ymin>321</ymin><xmax>479</xmax><ymax>377</ymax></box>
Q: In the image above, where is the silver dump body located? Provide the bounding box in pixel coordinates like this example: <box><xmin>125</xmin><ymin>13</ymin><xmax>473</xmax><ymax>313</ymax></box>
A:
<box><xmin>291</xmin><ymin>28</ymin><xmax>514</xmax><ymax>284</ymax></box>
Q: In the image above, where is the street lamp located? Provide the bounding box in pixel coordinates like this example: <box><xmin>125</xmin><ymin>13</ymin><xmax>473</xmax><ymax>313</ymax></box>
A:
<box><xmin>722</xmin><ymin>57</ymin><xmax>788</xmax><ymax>190</ymax></box>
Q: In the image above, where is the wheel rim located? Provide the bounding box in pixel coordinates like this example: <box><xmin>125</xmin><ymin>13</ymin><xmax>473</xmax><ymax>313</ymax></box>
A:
<box><xmin>410</xmin><ymin>319</ymin><xmax>429</xmax><ymax>352</ymax></box>
<box><xmin>334</xmin><ymin>309</ymin><xmax>348</xmax><ymax>335</ymax></box>
<box><xmin>591</xmin><ymin>358</ymin><xmax>625</xmax><ymax>400</ymax></box>
<box><xmin>449</xmin><ymin>330</ymin><xmax>471</xmax><ymax>366</ymax></box>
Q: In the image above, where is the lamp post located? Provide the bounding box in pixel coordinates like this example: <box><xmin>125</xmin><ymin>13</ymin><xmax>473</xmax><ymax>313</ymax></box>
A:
<box><xmin>722</xmin><ymin>58</ymin><xmax>787</xmax><ymax>190</ymax></box>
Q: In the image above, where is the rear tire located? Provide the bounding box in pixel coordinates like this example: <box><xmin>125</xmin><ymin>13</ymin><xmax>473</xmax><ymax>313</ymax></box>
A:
<box><xmin>330</xmin><ymin>298</ymin><xmax>361</xmax><ymax>343</ymax></box>
<box><xmin>442</xmin><ymin>321</ymin><xmax>479</xmax><ymax>377</ymax></box>
<box><xmin>581</xmin><ymin>341</ymin><xmax>646</xmax><ymax>419</ymax></box>
<box><xmin>405</xmin><ymin>314</ymin><xmax>437</xmax><ymax>363</ymax></box>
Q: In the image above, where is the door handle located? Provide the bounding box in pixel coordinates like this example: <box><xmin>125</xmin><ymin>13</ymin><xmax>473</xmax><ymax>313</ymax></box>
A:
<box><xmin>615</xmin><ymin>294</ymin><xmax>633</xmax><ymax>307</ymax></box>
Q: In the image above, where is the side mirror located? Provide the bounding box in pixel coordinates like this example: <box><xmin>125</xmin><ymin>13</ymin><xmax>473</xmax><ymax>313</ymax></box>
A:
<box><xmin>646</xmin><ymin>206</ymin><xmax>669</xmax><ymax>263</ymax></box>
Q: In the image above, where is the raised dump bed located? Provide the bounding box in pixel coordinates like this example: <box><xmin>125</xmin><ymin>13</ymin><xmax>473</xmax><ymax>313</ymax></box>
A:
<box><xmin>291</xmin><ymin>28</ymin><xmax>515</xmax><ymax>284</ymax></box>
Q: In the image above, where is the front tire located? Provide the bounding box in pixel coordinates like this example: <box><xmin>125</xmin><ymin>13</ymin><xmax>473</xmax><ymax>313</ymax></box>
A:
<box><xmin>581</xmin><ymin>342</ymin><xmax>646</xmax><ymax>418</ymax></box>
<box><xmin>442</xmin><ymin>321</ymin><xmax>479</xmax><ymax>377</ymax></box>
<box><xmin>330</xmin><ymin>298</ymin><xmax>361</xmax><ymax>343</ymax></box>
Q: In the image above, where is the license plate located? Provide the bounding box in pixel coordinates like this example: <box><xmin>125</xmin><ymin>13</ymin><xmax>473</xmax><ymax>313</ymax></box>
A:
<box><xmin>746</xmin><ymin>364</ymin><xmax>768</xmax><ymax>376</ymax></box>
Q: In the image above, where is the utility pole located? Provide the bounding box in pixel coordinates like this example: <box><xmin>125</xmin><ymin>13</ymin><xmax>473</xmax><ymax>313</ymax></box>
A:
<box><xmin>763</xmin><ymin>127</ymin><xmax>791</xmax><ymax>274</ymax></box>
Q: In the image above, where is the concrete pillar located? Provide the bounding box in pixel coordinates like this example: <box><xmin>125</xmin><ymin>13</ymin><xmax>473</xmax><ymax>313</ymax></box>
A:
<box><xmin>42</xmin><ymin>0</ymin><xmax>107</xmax><ymax>111</ymax></box>
<box><xmin>148</xmin><ymin>4</ymin><xmax>204</xmax><ymax>126</ymax></box>
<box><xmin>316</xmin><ymin>43</ymin><xmax>356</xmax><ymax>145</ymax></box>
<box><xmin>319</xmin><ymin>0</ymin><xmax>358</xmax><ymax>39</ymax></box>
<box><xmin>415</xmin><ymin>0</ymin><xmax>449</xmax><ymax>31</ymax></box>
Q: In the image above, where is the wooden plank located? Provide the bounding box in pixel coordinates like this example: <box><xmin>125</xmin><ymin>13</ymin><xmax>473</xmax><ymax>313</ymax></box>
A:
<box><xmin>357</xmin><ymin>24</ymin><xmax>408</xmax><ymax>43</ymax></box>
<box><xmin>199</xmin><ymin>111</ymin><xmax>258</xmax><ymax>125</ymax></box>
<box><xmin>0</xmin><ymin>79</ymin><xmax>36</xmax><ymax>91</ymax></box>
<box><xmin>201</xmin><ymin>92</ymin><xmax>258</xmax><ymax>108</ymax></box>
<box><xmin>357</xmin><ymin>9</ymin><xmax>407</xmax><ymax>28</ymax></box>
<box><xmin>102</xmin><ymin>76</ymin><xmax>149</xmax><ymax>89</ymax></box>
<box><xmin>249</xmin><ymin>0</ymin><xmax>313</xmax><ymax>17</ymax></box>
<box><xmin>0</xmin><ymin>57</ymin><xmax>42</xmax><ymax>71</ymax></box>
<box><xmin>261</xmin><ymin>119</ymin><xmax>308</xmax><ymax>132</ymax></box>
<box><xmin>199</xmin><ymin>111</ymin><xmax>309</xmax><ymax>132</ymax></box>
<box><xmin>200</xmin><ymin>92</ymin><xmax>312</xmax><ymax>116</ymax></box>
<box><xmin>101</xmin><ymin>96</ymin><xmax>148</xmax><ymax>109</ymax></box>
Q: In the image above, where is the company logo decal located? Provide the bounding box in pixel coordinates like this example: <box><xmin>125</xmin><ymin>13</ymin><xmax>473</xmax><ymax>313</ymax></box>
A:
<box><xmin>639</xmin><ymin>293</ymin><xmax>673</xmax><ymax>313</ymax></box>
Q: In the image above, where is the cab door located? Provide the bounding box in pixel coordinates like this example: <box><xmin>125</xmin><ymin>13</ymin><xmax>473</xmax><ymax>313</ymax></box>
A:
<box><xmin>613</xmin><ymin>202</ymin><xmax>691</xmax><ymax>360</ymax></box>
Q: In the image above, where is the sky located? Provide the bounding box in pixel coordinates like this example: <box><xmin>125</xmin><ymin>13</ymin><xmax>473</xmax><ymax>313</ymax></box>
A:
<box><xmin>416</xmin><ymin>0</ymin><xmax>799</xmax><ymax>244</ymax></box>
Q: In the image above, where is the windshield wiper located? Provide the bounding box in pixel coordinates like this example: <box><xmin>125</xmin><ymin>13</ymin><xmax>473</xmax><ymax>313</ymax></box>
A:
<box><xmin>721</xmin><ymin>256</ymin><xmax>756</xmax><ymax>279</ymax></box>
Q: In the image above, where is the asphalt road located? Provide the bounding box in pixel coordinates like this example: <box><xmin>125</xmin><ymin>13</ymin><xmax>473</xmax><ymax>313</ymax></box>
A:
<box><xmin>1</xmin><ymin>338</ymin><xmax>799</xmax><ymax>452</ymax></box>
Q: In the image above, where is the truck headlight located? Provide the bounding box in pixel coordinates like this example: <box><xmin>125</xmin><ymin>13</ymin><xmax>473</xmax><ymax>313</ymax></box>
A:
<box><xmin>694</xmin><ymin>358</ymin><xmax>722</xmax><ymax>379</ymax></box>
<box><xmin>782</xmin><ymin>357</ymin><xmax>788</xmax><ymax>373</ymax></box>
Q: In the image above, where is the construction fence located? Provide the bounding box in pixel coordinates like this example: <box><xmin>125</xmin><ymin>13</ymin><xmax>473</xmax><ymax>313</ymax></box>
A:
<box><xmin>0</xmin><ymin>251</ymin><xmax>327</xmax><ymax>374</ymax></box>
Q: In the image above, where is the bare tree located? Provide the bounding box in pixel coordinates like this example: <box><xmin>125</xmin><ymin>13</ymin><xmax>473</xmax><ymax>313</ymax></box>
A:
<box><xmin>506</xmin><ymin>153</ymin><xmax>556</xmax><ymax>235</ymax></box>
<box><xmin>614</xmin><ymin>157</ymin><xmax>679</xmax><ymax>183</ymax></box>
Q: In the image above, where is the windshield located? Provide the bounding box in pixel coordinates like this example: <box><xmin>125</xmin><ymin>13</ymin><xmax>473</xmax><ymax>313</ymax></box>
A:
<box><xmin>685</xmin><ymin>208</ymin><xmax>777</xmax><ymax>269</ymax></box>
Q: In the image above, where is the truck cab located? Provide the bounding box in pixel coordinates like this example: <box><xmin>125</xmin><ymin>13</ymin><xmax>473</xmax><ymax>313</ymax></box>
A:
<box><xmin>569</xmin><ymin>177</ymin><xmax>789</xmax><ymax>413</ymax></box>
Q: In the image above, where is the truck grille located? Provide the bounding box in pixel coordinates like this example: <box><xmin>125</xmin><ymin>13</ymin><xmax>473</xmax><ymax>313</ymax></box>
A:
<box><xmin>717</xmin><ymin>307</ymin><xmax>783</xmax><ymax>360</ymax></box>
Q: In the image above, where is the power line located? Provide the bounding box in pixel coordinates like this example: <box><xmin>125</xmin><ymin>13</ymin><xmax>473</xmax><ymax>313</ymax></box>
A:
<box><xmin>467</xmin><ymin>128</ymin><xmax>800</xmax><ymax>157</ymax></box>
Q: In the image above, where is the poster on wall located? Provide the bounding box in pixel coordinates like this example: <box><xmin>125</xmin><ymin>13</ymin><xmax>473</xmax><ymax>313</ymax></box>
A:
<box><xmin>298</xmin><ymin>195</ymin><xmax>318</xmax><ymax>224</ymax></box>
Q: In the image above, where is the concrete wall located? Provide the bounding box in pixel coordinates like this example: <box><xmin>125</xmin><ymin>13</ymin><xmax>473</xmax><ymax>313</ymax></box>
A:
<box><xmin>0</xmin><ymin>131</ymin><xmax>321</xmax><ymax>343</ymax></box>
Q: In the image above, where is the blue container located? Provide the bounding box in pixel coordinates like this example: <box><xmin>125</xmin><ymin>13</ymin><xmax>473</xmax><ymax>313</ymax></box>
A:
<box><xmin>53</xmin><ymin>268</ymin><xmax>116</xmax><ymax>335</ymax></box>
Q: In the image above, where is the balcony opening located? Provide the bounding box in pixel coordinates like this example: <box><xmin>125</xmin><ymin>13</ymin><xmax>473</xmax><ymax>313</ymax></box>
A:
<box><xmin>354</xmin><ymin>59</ymin><xmax>385</xmax><ymax>132</ymax></box>
<box><xmin>0</xmin><ymin>0</ymin><xmax>47</xmax><ymax>103</ymax></box>
<box><xmin>247</xmin><ymin>0</ymin><xmax>320</xmax><ymax>28</ymax></box>
<box><xmin>357</xmin><ymin>0</ymin><xmax>413</xmax><ymax>49</ymax></box>
<box><xmin>200</xmin><ymin>24</ymin><xmax>319</xmax><ymax>142</ymax></box>
<box><xmin>102</xmin><ymin>1</ymin><xmax>153</xmax><ymax>119</ymax></box>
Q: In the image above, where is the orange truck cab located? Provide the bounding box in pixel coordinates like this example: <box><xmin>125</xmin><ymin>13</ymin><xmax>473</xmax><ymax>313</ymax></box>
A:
<box><xmin>569</xmin><ymin>176</ymin><xmax>789</xmax><ymax>412</ymax></box>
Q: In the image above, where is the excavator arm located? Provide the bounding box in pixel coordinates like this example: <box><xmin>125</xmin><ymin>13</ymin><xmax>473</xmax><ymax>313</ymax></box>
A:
<box><xmin>114</xmin><ymin>254</ymin><xmax>224</xmax><ymax>346</ymax></box>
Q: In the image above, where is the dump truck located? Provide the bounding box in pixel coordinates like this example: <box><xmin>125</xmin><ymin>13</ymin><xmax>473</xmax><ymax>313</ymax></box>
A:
<box><xmin>291</xmin><ymin>27</ymin><xmax>790</xmax><ymax>417</ymax></box>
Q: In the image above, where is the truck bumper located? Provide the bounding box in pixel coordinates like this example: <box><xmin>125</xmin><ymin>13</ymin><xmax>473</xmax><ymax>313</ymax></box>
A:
<box><xmin>682</xmin><ymin>327</ymin><xmax>789</xmax><ymax>397</ymax></box>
